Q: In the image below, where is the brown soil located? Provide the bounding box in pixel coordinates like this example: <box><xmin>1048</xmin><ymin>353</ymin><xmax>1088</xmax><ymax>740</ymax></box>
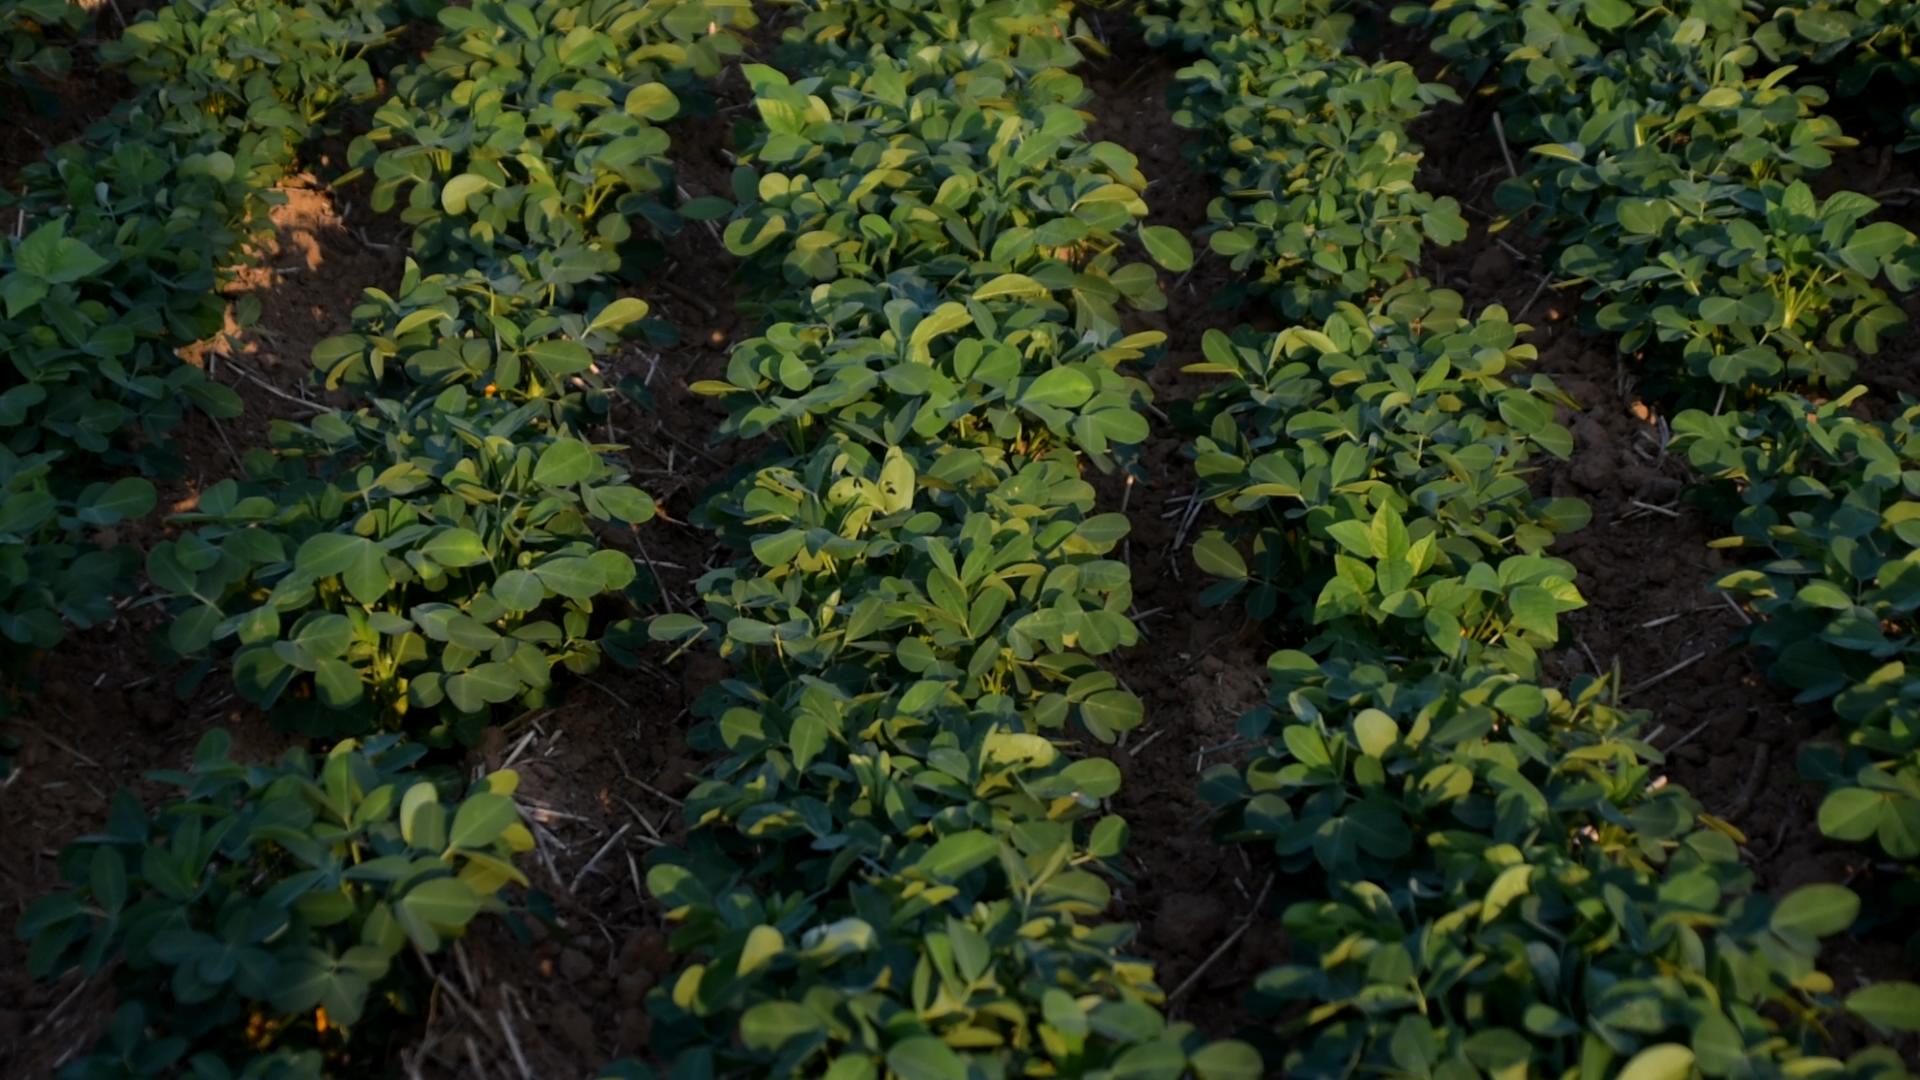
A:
<box><xmin>4</xmin><ymin>13</ymin><xmax>1915</xmax><ymax>1080</ymax></box>
<box><xmin>1079</xmin><ymin>31</ymin><xmax>1292</xmax><ymax>1031</ymax></box>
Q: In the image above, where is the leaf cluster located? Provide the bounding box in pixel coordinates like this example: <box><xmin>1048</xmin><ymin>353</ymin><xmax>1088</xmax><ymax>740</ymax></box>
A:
<box><xmin>778</xmin><ymin>0</ymin><xmax>1086</xmax><ymax>71</ymax></box>
<box><xmin>0</xmin><ymin>451</ymin><xmax>156</xmax><ymax>650</ymax></box>
<box><xmin>1672</xmin><ymin>391</ymin><xmax>1920</xmax><ymax>861</ymax></box>
<box><xmin>1389</xmin><ymin>0</ymin><xmax>1756</xmax><ymax>105</ymax></box>
<box><xmin>0</xmin><ymin>0</ymin><xmax>84</xmax><ymax>88</ymax></box>
<box><xmin>1137</xmin><ymin>0</ymin><xmax>1353</xmax><ymax>53</ymax></box>
<box><xmin>101</xmin><ymin>0</ymin><xmax>397</xmax><ymax>161</ymax></box>
<box><xmin>1755</xmin><ymin>2</ymin><xmax>1920</xmax><ymax>144</ymax></box>
<box><xmin>1398</xmin><ymin>0</ymin><xmax>1920</xmax><ymax>147</ymax></box>
<box><xmin>308</xmin><ymin>260</ymin><xmax>653</xmax><ymax>410</ymax></box>
<box><xmin>722</xmin><ymin>56</ymin><xmax>1190</xmax><ymax>332</ymax></box>
<box><xmin>18</xmin><ymin>731</ymin><xmax>533</xmax><ymax>1079</ymax></box>
<box><xmin>344</xmin><ymin>0</ymin><xmax>754</xmax><ymax>275</ymax></box>
<box><xmin>151</xmin><ymin>395</ymin><xmax>654</xmax><ymax>744</ymax></box>
<box><xmin>1489</xmin><ymin>47</ymin><xmax>1915</xmax><ymax>398</ymax></box>
<box><xmin>1183</xmin><ymin>287</ymin><xmax>1587</xmax><ymax>670</ymax></box>
<box><xmin>1202</xmin><ymin>653</ymin><xmax>1912</xmax><ymax>1077</ymax></box>
<box><xmin>1168</xmin><ymin>10</ymin><xmax>1466</xmax><ymax>318</ymax></box>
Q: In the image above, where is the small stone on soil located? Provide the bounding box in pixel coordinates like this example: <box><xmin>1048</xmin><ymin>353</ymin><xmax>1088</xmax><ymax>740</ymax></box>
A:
<box><xmin>550</xmin><ymin>1002</ymin><xmax>597</xmax><ymax>1057</ymax></box>
<box><xmin>1570</xmin><ymin>417</ymin><xmax>1616</xmax><ymax>492</ymax></box>
<box><xmin>617</xmin><ymin>971</ymin><xmax>655</xmax><ymax>1007</ymax></box>
<box><xmin>1469</xmin><ymin>246</ymin><xmax>1513</xmax><ymax>288</ymax></box>
<box><xmin>617</xmin><ymin>1007</ymin><xmax>651</xmax><ymax>1054</ymax></box>
<box><xmin>558</xmin><ymin>947</ymin><xmax>594</xmax><ymax>984</ymax></box>
<box><xmin>1152</xmin><ymin>891</ymin><xmax>1227</xmax><ymax>957</ymax></box>
<box><xmin>620</xmin><ymin>929</ymin><xmax>669</xmax><ymax>975</ymax></box>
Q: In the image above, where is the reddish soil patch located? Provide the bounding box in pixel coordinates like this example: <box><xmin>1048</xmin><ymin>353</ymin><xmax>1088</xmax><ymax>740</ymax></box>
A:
<box><xmin>175</xmin><ymin>181</ymin><xmax>409</xmax><ymax>454</ymax></box>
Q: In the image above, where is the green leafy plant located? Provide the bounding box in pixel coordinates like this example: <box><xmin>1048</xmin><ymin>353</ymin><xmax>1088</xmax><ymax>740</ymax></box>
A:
<box><xmin>1672</xmin><ymin>391</ymin><xmax>1920</xmax><ymax>864</ymax></box>
<box><xmin>1757</xmin><ymin>1</ymin><xmax>1920</xmax><ymax>142</ymax></box>
<box><xmin>1200</xmin><ymin>652</ymin><xmax>1920</xmax><ymax>1074</ymax></box>
<box><xmin>102</xmin><ymin>0</ymin><xmax>396</xmax><ymax>158</ymax></box>
<box><xmin>1</xmin><ymin>0</ymin><xmax>84</xmax><ymax>89</ymax></box>
<box><xmin>1389</xmin><ymin>0</ymin><xmax>1754</xmax><ymax>103</ymax></box>
<box><xmin>1171</xmin><ymin>35</ymin><xmax>1466</xmax><ymax>316</ymax></box>
<box><xmin>724</xmin><ymin>57</ymin><xmax>1191</xmax><ymax>333</ymax></box>
<box><xmin>780</xmin><ymin>0</ymin><xmax>1083</xmax><ymax>65</ymax></box>
<box><xmin>0</xmin><ymin>449</ymin><xmax>154</xmax><ymax>650</ymax></box>
<box><xmin>1138</xmin><ymin>0</ymin><xmax>1349</xmax><ymax>53</ymax></box>
<box><xmin>1496</xmin><ymin>64</ymin><xmax>1856</xmax><ymax>235</ymax></box>
<box><xmin>307</xmin><ymin>261</ymin><xmax>653</xmax><ymax>416</ymax></box>
<box><xmin>637</xmin><ymin>5</ymin><xmax>1258</xmax><ymax>1075</ymax></box>
<box><xmin>1183</xmin><ymin>287</ymin><xmax>1587</xmax><ymax>672</ymax></box>
<box><xmin>1808</xmin><ymin>661</ymin><xmax>1920</xmax><ymax>863</ymax></box>
<box><xmin>694</xmin><ymin>280</ymin><xmax>1164</xmax><ymax>473</ymax></box>
<box><xmin>1560</xmin><ymin>178</ymin><xmax>1914</xmax><ymax>397</ymax></box>
<box><xmin>682</xmin><ymin>441</ymin><xmax>1145</xmax><ymax>736</ymax></box>
<box><xmin>645</xmin><ymin>676</ymin><xmax>1259</xmax><ymax>1077</ymax></box>
<box><xmin>1673</xmin><ymin>390</ymin><xmax>1920</xmax><ymax>703</ymax></box>
<box><xmin>0</xmin><ymin>192</ymin><xmax>245</xmax><ymax>469</ymax></box>
<box><xmin>149</xmin><ymin>395</ymin><xmax>654</xmax><ymax>743</ymax></box>
<box><xmin>18</xmin><ymin>730</ymin><xmax>533</xmax><ymax>1078</ymax></box>
<box><xmin>347</xmin><ymin>0</ymin><xmax>754</xmax><ymax>276</ymax></box>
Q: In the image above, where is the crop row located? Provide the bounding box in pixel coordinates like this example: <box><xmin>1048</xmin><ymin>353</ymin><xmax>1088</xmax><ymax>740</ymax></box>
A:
<box><xmin>619</xmin><ymin>2</ymin><xmax>1268</xmax><ymax>1078</ymax></box>
<box><xmin>16</xmin><ymin>0</ymin><xmax>756</xmax><ymax>1073</ymax></box>
<box><xmin>0</xmin><ymin>0</ymin><xmax>409</xmax><ymax>676</ymax></box>
<box><xmin>139</xmin><ymin>0</ymin><xmax>760</xmax><ymax>746</ymax></box>
<box><xmin>1143</xmin><ymin>0</ymin><xmax>1920</xmax><ymax>1075</ymax></box>
<box><xmin>1396</xmin><ymin>0</ymin><xmax>1920</xmax><ymax>929</ymax></box>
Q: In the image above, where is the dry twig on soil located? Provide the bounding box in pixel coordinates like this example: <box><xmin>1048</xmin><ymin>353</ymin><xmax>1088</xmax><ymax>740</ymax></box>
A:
<box><xmin>569</xmin><ymin>822</ymin><xmax>634</xmax><ymax>893</ymax></box>
<box><xmin>1623</xmin><ymin>650</ymin><xmax>1707</xmax><ymax>698</ymax></box>
<box><xmin>1168</xmin><ymin>874</ymin><xmax>1275</xmax><ymax>1003</ymax></box>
